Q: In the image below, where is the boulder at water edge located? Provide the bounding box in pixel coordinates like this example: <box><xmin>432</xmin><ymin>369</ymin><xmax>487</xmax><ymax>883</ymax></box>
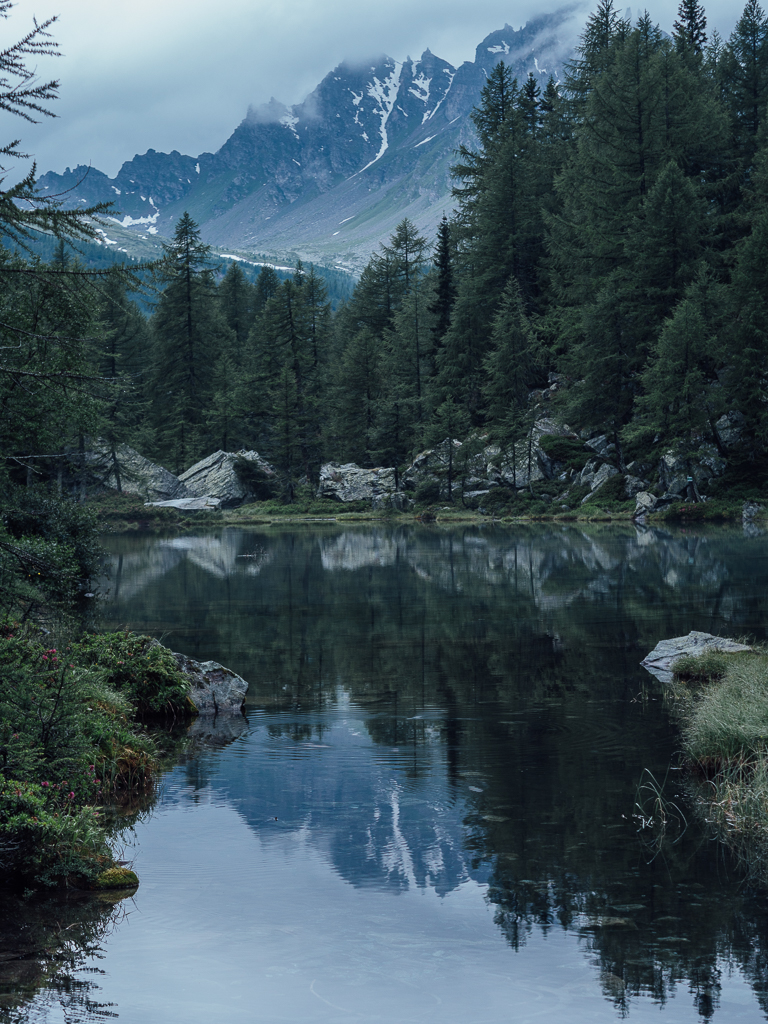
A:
<box><xmin>641</xmin><ymin>631</ymin><xmax>752</xmax><ymax>683</ymax></box>
<box><xmin>173</xmin><ymin>652</ymin><xmax>249</xmax><ymax>714</ymax></box>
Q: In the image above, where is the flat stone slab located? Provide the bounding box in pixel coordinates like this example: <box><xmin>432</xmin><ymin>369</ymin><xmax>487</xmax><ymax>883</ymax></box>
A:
<box><xmin>173</xmin><ymin>652</ymin><xmax>248</xmax><ymax>714</ymax></box>
<box><xmin>641</xmin><ymin>630</ymin><xmax>752</xmax><ymax>683</ymax></box>
<box><xmin>145</xmin><ymin>496</ymin><xmax>221</xmax><ymax>510</ymax></box>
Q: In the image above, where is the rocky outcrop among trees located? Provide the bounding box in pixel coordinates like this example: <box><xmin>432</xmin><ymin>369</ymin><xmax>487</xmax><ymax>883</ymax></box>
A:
<box><xmin>179</xmin><ymin>449</ymin><xmax>277</xmax><ymax>508</ymax></box>
<box><xmin>84</xmin><ymin>442</ymin><xmax>189</xmax><ymax>502</ymax></box>
<box><xmin>317</xmin><ymin>463</ymin><xmax>398</xmax><ymax>503</ymax></box>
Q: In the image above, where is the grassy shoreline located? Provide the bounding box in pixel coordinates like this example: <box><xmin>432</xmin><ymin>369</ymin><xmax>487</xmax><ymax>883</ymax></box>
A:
<box><xmin>90</xmin><ymin>491</ymin><xmax>763</xmax><ymax>532</ymax></box>
<box><xmin>662</xmin><ymin>649</ymin><xmax>768</xmax><ymax>883</ymax></box>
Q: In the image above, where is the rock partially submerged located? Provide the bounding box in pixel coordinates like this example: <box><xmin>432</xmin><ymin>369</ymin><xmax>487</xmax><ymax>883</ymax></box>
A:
<box><xmin>641</xmin><ymin>631</ymin><xmax>752</xmax><ymax>683</ymax></box>
<box><xmin>173</xmin><ymin>652</ymin><xmax>248</xmax><ymax>714</ymax></box>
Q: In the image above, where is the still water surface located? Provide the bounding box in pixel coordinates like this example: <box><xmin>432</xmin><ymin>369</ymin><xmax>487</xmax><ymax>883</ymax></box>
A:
<box><xmin>11</xmin><ymin>522</ymin><xmax>768</xmax><ymax>1022</ymax></box>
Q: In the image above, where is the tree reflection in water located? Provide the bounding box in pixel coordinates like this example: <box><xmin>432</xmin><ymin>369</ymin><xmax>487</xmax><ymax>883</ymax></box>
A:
<box><xmin>93</xmin><ymin>523</ymin><xmax>768</xmax><ymax>1019</ymax></box>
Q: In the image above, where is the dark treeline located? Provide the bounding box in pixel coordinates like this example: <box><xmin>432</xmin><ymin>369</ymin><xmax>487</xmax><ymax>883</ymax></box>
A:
<box><xmin>5</xmin><ymin>0</ymin><xmax>768</xmax><ymax>497</ymax></box>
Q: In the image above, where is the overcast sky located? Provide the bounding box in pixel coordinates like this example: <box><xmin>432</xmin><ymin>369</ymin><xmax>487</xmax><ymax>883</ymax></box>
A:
<box><xmin>2</xmin><ymin>0</ymin><xmax>743</xmax><ymax>179</ymax></box>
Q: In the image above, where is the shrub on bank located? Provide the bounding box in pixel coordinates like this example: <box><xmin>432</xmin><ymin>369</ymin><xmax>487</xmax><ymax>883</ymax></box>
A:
<box><xmin>72</xmin><ymin>632</ymin><xmax>194</xmax><ymax>718</ymax></box>
<box><xmin>0</xmin><ymin>488</ymin><xmax>102</xmax><ymax>617</ymax></box>
<box><xmin>0</xmin><ymin>624</ymin><xmax>192</xmax><ymax>887</ymax></box>
<box><xmin>658</xmin><ymin>500</ymin><xmax>741</xmax><ymax>522</ymax></box>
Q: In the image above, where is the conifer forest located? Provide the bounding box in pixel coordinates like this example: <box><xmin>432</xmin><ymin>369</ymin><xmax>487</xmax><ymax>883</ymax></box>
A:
<box><xmin>3</xmin><ymin>0</ymin><xmax>768</xmax><ymax>499</ymax></box>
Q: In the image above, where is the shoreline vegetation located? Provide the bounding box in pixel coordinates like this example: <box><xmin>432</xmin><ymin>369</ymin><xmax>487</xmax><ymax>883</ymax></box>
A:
<box><xmin>0</xmin><ymin>623</ymin><xmax>196</xmax><ymax>890</ymax></box>
<box><xmin>663</xmin><ymin>648</ymin><xmax>768</xmax><ymax>884</ymax></box>
<box><xmin>89</xmin><ymin>489</ymin><xmax>765</xmax><ymax>532</ymax></box>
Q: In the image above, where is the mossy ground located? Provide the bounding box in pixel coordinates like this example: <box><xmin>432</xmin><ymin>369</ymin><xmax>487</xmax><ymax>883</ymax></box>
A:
<box><xmin>94</xmin><ymin>866</ymin><xmax>139</xmax><ymax>890</ymax></box>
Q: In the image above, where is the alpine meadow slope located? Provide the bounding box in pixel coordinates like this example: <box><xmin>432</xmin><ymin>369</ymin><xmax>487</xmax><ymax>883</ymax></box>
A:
<box><xmin>37</xmin><ymin>10</ymin><xmax>581</xmax><ymax>271</ymax></box>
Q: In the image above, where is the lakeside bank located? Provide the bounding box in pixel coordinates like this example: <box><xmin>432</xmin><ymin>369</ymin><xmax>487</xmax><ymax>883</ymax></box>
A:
<box><xmin>91</xmin><ymin>490</ymin><xmax>766</xmax><ymax>534</ymax></box>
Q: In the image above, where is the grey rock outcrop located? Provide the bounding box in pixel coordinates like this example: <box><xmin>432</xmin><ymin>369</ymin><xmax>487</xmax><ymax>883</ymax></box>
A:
<box><xmin>641</xmin><ymin>631</ymin><xmax>752</xmax><ymax>683</ymax></box>
<box><xmin>715</xmin><ymin>411</ymin><xmax>746</xmax><ymax>448</ymax></box>
<box><xmin>179</xmin><ymin>450</ymin><xmax>276</xmax><ymax>508</ymax></box>
<box><xmin>743</xmin><ymin>501</ymin><xmax>764</xmax><ymax>524</ymax></box>
<box><xmin>585</xmin><ymin>434</ymin><xmax>616</xmax><ymax>457</ymax></box>
<box><xmin>659</xmin><ymin>445</ymin><xmax>726</xmax><ymax>497</ymax></box>
<box><xmin>634</xmin><ymin>491</ymin><xmax>657</xmax><ymax>516</ymax></box>
<box><xmin>372</xmin><ymin>491</ymin><xmax>413</xmax><ymax>512</ymax></box>
<box><xmin>743</xmin><ymin>502</ymin><xmax>765</xmax><ymax>537</ymax></box>
<box><xmin>173</xmin><ymin>652</ymin><xmax>249</xmax><ymax>714</ymax></box>
<box><xmin>403</xmin><ymin>440</ymin><xmax>467</xmax><ymax>496</ymax></box>
<box><xmin>84</xmin><ymin>442</ymin><xmax>188</xmax><ymax>502</ymax></box>
<box><xmin>317</xmin><ymin>462</ymin><xmax>397</xmax><ymax>502</ymax></box>
<box><xmin>624</xmin><ymin>475</ymin><xmax>648</xmax><ymax>499</ymax></box>
<box><xmin>585</xmin><ymin>463</ymin><xmax>619</xmax><ymax>497</ymax></box>
<box><xmin>404</xmin><ymin>421</ymin><xmax>577</xmax><ymax>497</ymax></box>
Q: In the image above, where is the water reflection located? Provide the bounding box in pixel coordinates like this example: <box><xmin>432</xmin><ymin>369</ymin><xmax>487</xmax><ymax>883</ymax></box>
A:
<box><xmin>25</xmin><ymin>523</ymin><xmax>768</xmax><ymax>1021</ymax></box>
<box><xmin>0</xmin><ymin>890</ymin><xmax>126</xmax><ymax>1023</ymax></box>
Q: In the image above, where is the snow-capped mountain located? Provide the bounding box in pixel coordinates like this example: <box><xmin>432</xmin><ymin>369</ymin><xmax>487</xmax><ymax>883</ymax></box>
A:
<box><xmin>38</xmin><ymin>10</ymin><xmax>580</xmax><ymax>271</ymax></box>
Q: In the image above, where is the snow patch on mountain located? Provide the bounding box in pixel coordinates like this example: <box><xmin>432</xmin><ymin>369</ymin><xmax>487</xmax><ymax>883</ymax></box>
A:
<box><xmin>424</xmin><ymin>70</ymin><xmax>455</xmax><ymax>122</ymax></box>
<box><xmin>487</xmin><ymin>41</ymin><xmax>510</xmax><ymax>54</ymax></box>
<box><xmin>357</xmin><ymin>61</ymin><xmax>403</xmax><ymax>173</ymax></box>
<box><xmin>110</xmin><ymin>210</ymin><xmax>160</xmax><ymax>229</ymax></box>
<box><xmin>280</xmin><ymin>113</ymin><xmax>300</xmax><ymax>139</ymax></box>
<box><xmin>409</xmin><ymin>72</ymin><xmax>431</xmax><ymax>103</ymax></box>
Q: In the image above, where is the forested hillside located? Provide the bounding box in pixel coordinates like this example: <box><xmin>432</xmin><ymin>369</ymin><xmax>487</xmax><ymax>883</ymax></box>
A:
<box><xmin>4</xmin><ymin>0</ymin><xmax>768</xmax><ymax>507</ymax></box>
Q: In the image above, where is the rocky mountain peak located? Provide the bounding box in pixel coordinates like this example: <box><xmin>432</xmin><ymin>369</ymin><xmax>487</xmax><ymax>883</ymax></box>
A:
<box><xmin>37</xmin><ymin>9</ymin><xmax>578</xmax><ymax>270</ymax></box>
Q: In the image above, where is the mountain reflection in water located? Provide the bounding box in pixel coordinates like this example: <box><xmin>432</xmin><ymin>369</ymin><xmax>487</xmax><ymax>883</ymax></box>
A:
<box><xmin>21</xmin><ymin>522</ymin><xmax>768</xmax><ymax>1023</ymax></box>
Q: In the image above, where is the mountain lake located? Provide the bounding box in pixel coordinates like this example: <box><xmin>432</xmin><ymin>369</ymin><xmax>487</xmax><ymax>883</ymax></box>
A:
<box><xmin>5</xmin><ymin>521</ymin><xmax>768</xmax><ymax>1023</ymax></box>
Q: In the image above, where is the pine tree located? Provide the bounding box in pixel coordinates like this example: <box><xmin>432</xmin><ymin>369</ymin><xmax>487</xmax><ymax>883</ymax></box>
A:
<box><xmin>254</xmin><ymin>264</ymin><xmax>280</xmax><ymax>314</ymax></box>
<box><xmin>380</xmin><ymin>218</ymin><xmax>430</xmax><ymax>300</ymax></box>
<box><xmin>424</xmin><ymin>397</ymin><xmax>470</xmax><ymax>502</ymax></box>
<box><xmin>673</xmin><ymin>0</ymin><xmax>708</xmax><ymax>56</ymax></box>
<box><xmin>97</xmin><ymin>275</ymin><xmax>153</xmax><ymax>474</ymax></box>
<box><xmin>302</xmin><ymin>264</ymin><xmax>332</xmax><ymax>370</ymax></box>
<box><xmin>564</xmin><ymin>0</ymin><xmax>627</xmax><ymax>112</ymax></box>
<box><xmin>484</xmin><ymin>279</ymin><xmax>539</xmax><ymax>432</ymax></box>
<box><xmin>483</xmin><ymin>279</ymin><xmax>540</xmax><ymax>489</ymax></box>
<box><xmin>721</xmin><ymin>206</ymin><xmax>768</xmax><ymax>447</ymax></box>
<box><xmin>219</xmin><ymin>261</ymin><xmax>257</xmax><ymax>349</ymax></box>
<box><xmin>722</xmin><ymin>0</ymin><xmax>768</xmax><ymax>164</ymax></box>
<box><xmin>151</xmin><ymin>213</ymin><xmax>233</xmax><ymax>472</ymax></box>
<box><xmin>330</xmin><ymin>329</ymin><xmax>381</xmax><ymax>466</ymax></box>
<box><xmin>271</xmin><ymin>363</ymin><xmax>302</xmax><ymax>501</ymax></box>
<box><xmin>429</xmin><ymin>215</ymin><xmax>456</xmax><ymax>349</ymax></box>
<box><xmin>631</xmin><ymin>295</ymin><xmax>715</xmax><ymax>450</ymax></box>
